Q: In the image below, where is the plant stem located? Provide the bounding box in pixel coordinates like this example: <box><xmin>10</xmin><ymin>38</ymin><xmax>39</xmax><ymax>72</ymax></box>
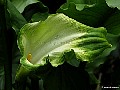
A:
<box><xmin>96</xmin><ymin>73</ymin><xmax>102</xmax><ymax>90</ymax></box>
<box><xmin>14</xmin><ymin>65</ymin><xmax>28</xmax><ymax>90</ymax></box>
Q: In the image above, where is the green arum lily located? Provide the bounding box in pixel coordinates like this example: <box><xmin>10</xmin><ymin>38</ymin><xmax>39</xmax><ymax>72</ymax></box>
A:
<box><xmin>16</xmin><ymin>13</ymin><xmax>111</xmax><ymax>81</ymax></box>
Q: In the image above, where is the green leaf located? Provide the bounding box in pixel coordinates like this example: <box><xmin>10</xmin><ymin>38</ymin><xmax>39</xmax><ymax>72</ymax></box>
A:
<box><xmin>12</xmin><ymin>31</ymin><xmax>22</xmax><ymax>84</ymax></box>
<box><xmin>104</xmin><ymin>10</ymin><xmax>120</xmax><ymax>35</ymax></box>
<box><xmin>67</xmin><ymin>0</ymin><xmax>98</xmax><ymax>4</ymax></box>
<box><xmin>61</xmin><ymin>0</ymin><xmax>96</xmax><ymax>12</ymax></box>
<box><xmin>10</xmin><ymin>0</ymin><xmax>39</xmax><ymax>13</ymax></box>
<box><xmin>64</xmin><ymin>50</ymin><xmax>80</xmax><ymax>67</ymax></box>
<box><xmin>105</xmin><ymin>0</ymin><xmax>120</xmax><ymax>10</ymax></box>
<box><xmin>57</xmin><ymin>0</ymin><xmax>112</xmax><ymax>27</ymax></box>
<box><xmin>22</xmin><ymin>2</ymin><xmax>48</xmax><ymax>22</ymax></box>
<box><xmin>18</xmin><ymin>13</ymin><xmax>111</xmax><ymax>68</ymax></box>
<box><xmin>7</xmin><ymin>0</ymin><xmax>27</xmax><ymax>34</ymax></box>
<box><xmin>31</xmin><ymin>12</ymin><xmax>49</xmax><ymax>22</ymax></box>
<box><xmin>0</xmin><ymin>4</ymin><xmax>8</xmax><ymax>90</ymax></box>
<box><xmin>58</xmin><ymin>0</ymin><xmax>96</xmax><ymax>13</ymax></box>
<box><xmin>42</xmin><ymin>63</ymin><xmax>91</xmax><ymax>90</ymax></box>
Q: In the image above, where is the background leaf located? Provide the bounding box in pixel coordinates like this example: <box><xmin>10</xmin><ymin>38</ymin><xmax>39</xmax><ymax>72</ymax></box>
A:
<box><xmin>22</xmin><ymin>2</ymin><xmax>48</xmax><ymax>22</ymax></box>
<box><xmin>40</xmin><ymin>0</ymin><xmax>66</xmax><ymax>13</ymax></box>
<box><xmin>57</xmin><ymin>0</ymin><xmax>112</xmax><ymax>27</ymax></box>
<box><xmin>7</xmin><ymin>0</ymin><xmax>27</xmax><ymax>34</ymax></box>
<box><xmin>104</xmin><ymin>9</ymin><xmax>120</xmax><ymax>35</ymax></box>
<box><xmin>105</xmin><ymin>0</ymin><xmax>120</xmax><ymax>10</ymax></box>
<box><xmin>0</xmin><ymin>1</ymin><xmax>13</xmax><ymax>90</ymax></box>
<box><xmin>31</xmin><ymin>12</ymin><xmax>49</xmax><ymax>22</ymax></box>
<box><xmin>35</xmin><ymin>62</ymin><xmax>91</xmax><ymax>90</ymax></box>
<box><xmin>10</xmin><ymin>0</ymin><xmax>38</xmax><ymax>13</ymax></box>
<box><xmin>12</xmin><ymin>30</ymin><xmax>22</xmax><ymax>85</ymax></box>
<box><xmin>1</xmin><ymin>0</ymin><xmax>120</xmax><ymax>89</ymax></box>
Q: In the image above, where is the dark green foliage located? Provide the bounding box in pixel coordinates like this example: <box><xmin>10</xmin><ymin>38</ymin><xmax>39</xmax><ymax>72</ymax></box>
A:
<box><xmin>0</xmin><ymin>0</ymin><xmax>120</xmax><ymax>90</ymax></box>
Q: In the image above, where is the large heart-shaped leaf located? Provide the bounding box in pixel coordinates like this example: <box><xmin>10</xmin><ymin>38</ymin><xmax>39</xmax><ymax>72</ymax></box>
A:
<box><xmin>57</xmin><ymin>0</ymin><xmax>112</xmax><ymax>27</ymax></box>
<box><xmin>18</xmin><ymin>13</ymin><xmax>111</xmax><ymax>68</ymax></box>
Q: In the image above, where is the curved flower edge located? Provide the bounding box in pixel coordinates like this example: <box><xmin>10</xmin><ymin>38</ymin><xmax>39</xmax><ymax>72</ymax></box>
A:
<box><xmin>17</xmin><ymin>13</ymin><xmax>111</xmax><ymax>68</ymax></box>
<box><xmin>15</xmin><ymin>13</ymin><xmax>112</xmax><ymax>85</ymax></box>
